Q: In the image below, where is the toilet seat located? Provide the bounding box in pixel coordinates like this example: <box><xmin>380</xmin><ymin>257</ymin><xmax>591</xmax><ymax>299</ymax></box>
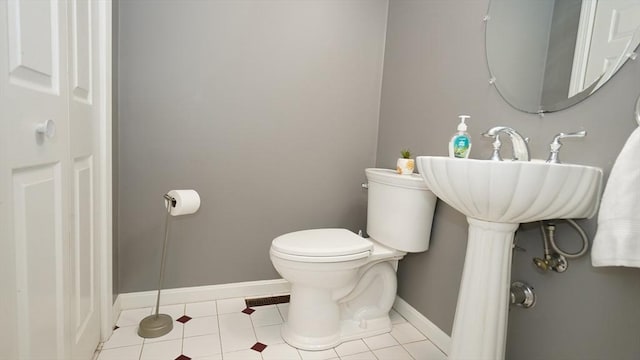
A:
<box><xmin>271</xmin><ymin>228</ymin><xmax>373</xmax><ymax>263</ymax></box>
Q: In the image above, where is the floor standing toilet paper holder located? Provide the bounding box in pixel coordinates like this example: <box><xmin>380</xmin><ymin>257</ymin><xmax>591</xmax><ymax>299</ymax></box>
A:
<box><xmin>138</xmin><ymin>193</ymin><xmax>177</xmax><ymax>338</ymax></box>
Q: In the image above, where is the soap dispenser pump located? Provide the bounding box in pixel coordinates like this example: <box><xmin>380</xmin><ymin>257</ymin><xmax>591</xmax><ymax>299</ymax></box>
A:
<box><xmin>449</xmin><ymin>115</ymin><xmax>472</xmax><ymax>158</ymax></box>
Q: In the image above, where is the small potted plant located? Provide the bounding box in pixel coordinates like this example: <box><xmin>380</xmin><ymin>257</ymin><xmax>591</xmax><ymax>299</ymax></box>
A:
<box><xmin>396</xmin><ymin>149</ymin><xmax>415</xmax><ymax>175</ymax></box>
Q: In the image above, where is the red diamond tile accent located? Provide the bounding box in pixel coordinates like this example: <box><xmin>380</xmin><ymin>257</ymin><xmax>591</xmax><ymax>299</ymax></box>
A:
<box><xmin>175</xmin><ymin>355</ymin><xmax>191</xmax><ymax>360</ymax></box>
<box><xmin>242</xmin><ymin>307</ymin><xmax>255</xmax><ymax>315</ymax></box>
<box><xmin>251</xmin><ymin>342</ymin><xmax>267</xmax><ymax>352</ymax></box>
<box><xmin>176</xmin><ymin>315</ymin><xmax>192</xmax><ymax>323</ymax></box>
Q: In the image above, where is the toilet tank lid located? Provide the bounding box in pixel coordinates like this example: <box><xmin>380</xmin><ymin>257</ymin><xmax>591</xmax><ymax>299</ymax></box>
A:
<box><xmin>272</xmin><ymin>229</ymin><xmax>373</xmax><ymax>257</ymax></box>
<box><xmin>365</xmin><ymin>168</ymin><xmax>428</xmax><ymax>190</ymax></box>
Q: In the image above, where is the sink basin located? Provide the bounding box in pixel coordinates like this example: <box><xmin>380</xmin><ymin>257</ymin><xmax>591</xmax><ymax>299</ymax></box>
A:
<box><xmin>415</xmin><ymin>156</ymin><xmax>603</xmax><ymax>360</ymax></box>
<box><xmin>416</xmin><ymin>156</ymin><xmax>603</xmax><ymax>223</ymax></box>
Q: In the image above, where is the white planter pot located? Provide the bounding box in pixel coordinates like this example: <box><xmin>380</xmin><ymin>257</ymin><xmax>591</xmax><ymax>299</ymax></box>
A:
<box><xmin>396</xmin><ymin>158</ymin><xmax>415</xmax><ymax>175</ymax></box>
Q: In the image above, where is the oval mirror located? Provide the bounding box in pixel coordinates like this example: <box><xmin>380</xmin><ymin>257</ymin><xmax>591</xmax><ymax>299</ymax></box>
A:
<box><xmin>486</xmin><ymin>0</ymin><xmax>640</xmax><ymax>114</ymax></box>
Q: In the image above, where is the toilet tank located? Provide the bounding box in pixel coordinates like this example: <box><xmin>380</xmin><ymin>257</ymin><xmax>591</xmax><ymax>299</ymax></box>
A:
<box><xmin>365</xmin><ymin>168</ymin><xmax>437</xmax><ymax>252</ymax></box>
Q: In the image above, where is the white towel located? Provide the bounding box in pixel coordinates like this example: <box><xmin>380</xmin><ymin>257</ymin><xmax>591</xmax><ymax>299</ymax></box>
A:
<box><xmin>591</xmin><ymin>127</ymin><xmax>640</xmax><ymax>267</ymax></box>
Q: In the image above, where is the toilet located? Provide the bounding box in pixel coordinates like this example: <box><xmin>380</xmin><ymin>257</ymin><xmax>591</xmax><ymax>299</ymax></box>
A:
<box><xmin>270</xmin><ymin>168</ymin><xmax>437</xmax><ymax>351</ymax></box>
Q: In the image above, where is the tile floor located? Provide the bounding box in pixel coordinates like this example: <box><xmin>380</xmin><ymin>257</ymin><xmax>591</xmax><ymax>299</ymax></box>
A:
<box><xmin>96</xmin><ymin>295</ymin><xmax>446</xmax><ymax>360</ymax></box>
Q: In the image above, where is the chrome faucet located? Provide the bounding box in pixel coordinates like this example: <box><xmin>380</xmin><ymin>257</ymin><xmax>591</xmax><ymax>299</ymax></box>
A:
<box><xmin>482</xmin><ymin>126</ymin><xmax>530</xmax><ymax>161</ymax></box>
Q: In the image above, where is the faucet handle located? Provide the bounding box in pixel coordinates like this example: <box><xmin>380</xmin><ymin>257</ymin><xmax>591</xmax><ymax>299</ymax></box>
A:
<box><xmin>482</xmin><ymin>131</ymin><xmax>503</xmax><ymax>161</ymax></box>
<box><xmin>546</xmin><ymin>130</ymin><xmax>587</xmax><ymax>164</ymax></box>
<box><xmin>489</xmin><ymin>134</ymin><xmax>503</xmax><ymax>161</ymax></box>
<box><xmin>554</xmin><ymin>130</ymin><xmax>586</xmax><ymax>140</ymax></box>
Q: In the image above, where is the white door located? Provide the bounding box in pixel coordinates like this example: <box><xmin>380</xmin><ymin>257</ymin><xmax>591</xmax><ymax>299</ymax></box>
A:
<box><xmin>0</xmin><ymin>0</ymin><xmax>102</xmax><ymax>359</ymax></box>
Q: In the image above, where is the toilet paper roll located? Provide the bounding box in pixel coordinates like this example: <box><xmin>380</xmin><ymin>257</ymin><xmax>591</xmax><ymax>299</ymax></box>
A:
<box><xmin>165</xmin><ymin>189</ymin><xmax>200</xmax><ymax>216</ymax></box>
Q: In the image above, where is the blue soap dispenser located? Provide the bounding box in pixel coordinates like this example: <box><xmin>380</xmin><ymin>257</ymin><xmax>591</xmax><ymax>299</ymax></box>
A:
<box><xmin>449</xmin><ymin>115</ymin><xmax>472</xmax><ymax>158</ymax></box>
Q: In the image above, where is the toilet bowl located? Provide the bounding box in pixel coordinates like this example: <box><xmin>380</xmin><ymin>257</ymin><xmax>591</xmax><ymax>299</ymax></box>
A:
<box><xmin>270</xmin><ymin>168</ymin><xmax>437</xmax><ymax>351</ymax></box>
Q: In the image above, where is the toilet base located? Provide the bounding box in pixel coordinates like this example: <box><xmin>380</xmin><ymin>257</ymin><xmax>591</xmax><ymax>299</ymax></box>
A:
<box><xmin>281</xmin><ymin>315</ymin><xmax>392</xmax><ymax>351</ymax></box>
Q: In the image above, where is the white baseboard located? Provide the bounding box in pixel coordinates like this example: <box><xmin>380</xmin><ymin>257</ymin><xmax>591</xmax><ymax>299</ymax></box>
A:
<box><xmin>116</xmin><ymin>278</ymin><xmax>290</xmax><ymax>311</ymax></box>
<box><xmin>393</xmin><ymin>296</ymin><xmax>451</xmax><ymax>355</ymax></box>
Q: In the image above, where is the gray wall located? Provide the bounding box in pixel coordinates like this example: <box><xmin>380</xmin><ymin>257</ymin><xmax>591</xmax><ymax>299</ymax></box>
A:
<box><xmin>117</xmin><ymin>0</ymin><xmax>389</xmax><ymax>292</ymax></box>
<box><xmin>378</xmin><ymin>1</ymin><xmax>640</xmax><ymax>359</ymax></box>
<box><xmin>117</xmin><ymin>1</ymin><xmax>640</xmax><ymax>358</ymax></box>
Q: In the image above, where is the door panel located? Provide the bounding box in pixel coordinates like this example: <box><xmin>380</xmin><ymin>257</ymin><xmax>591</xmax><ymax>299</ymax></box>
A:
<box><xmin>13</xmin><ymin>163</ymin><xmax>66</xmax><ymax>360</ymax></box>
<box><xmin>1</xmin><ymin>0</ymin><xmax>71</xmax><ymax>356</ymax></box>
<box><xmin>71</xmin><ymin>156</ymin><xmax>98</xmax><ymax>357</ymax></box>
<box><xmin>7</xmin><ymin>0</ymin><xmax>60</xmax><ymax>93</ymax></box>
<box><xmin>68</xmin><ymin>0</ymin><xmax>100</xmax><ymax>358</ymax></box>
<box><xmin>70</xmin><ymin>0</ymin><xmax>91</xmax><ymax>102</ymax></box>
<box><xmin>3</xmin><ymin>0</ymin><xmax>68</xmax><ymax>171</ymax></box>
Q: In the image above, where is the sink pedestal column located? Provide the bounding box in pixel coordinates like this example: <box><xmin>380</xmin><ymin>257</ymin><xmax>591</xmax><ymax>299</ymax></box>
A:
<box><xmin>449</xmin><ymin>218</ymin><xmax>518</xmax><ymax>360</ymax></box>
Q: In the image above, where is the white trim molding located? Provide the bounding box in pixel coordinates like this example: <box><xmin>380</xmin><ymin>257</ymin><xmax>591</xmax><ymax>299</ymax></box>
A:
<box><xmin>98</xmin><ymin>0</ymin><xmax>114</xmax><ymax>344</ymax></box>
<box><xmin>117</xmin><ymin>279</ymin><xmax>291</xmax><ymax>310</ymax></box>
<box><xmin>393</xmin><ymin>296</ymin><xmax>451</xmax><ymax>355</ymax></box>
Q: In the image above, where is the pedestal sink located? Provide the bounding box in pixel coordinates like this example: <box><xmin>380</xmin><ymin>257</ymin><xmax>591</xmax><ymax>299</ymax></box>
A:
<box><xmin>416</xmin><ymin>156</ymin><xmax>603</xmax><ymax>360</ymax></box>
